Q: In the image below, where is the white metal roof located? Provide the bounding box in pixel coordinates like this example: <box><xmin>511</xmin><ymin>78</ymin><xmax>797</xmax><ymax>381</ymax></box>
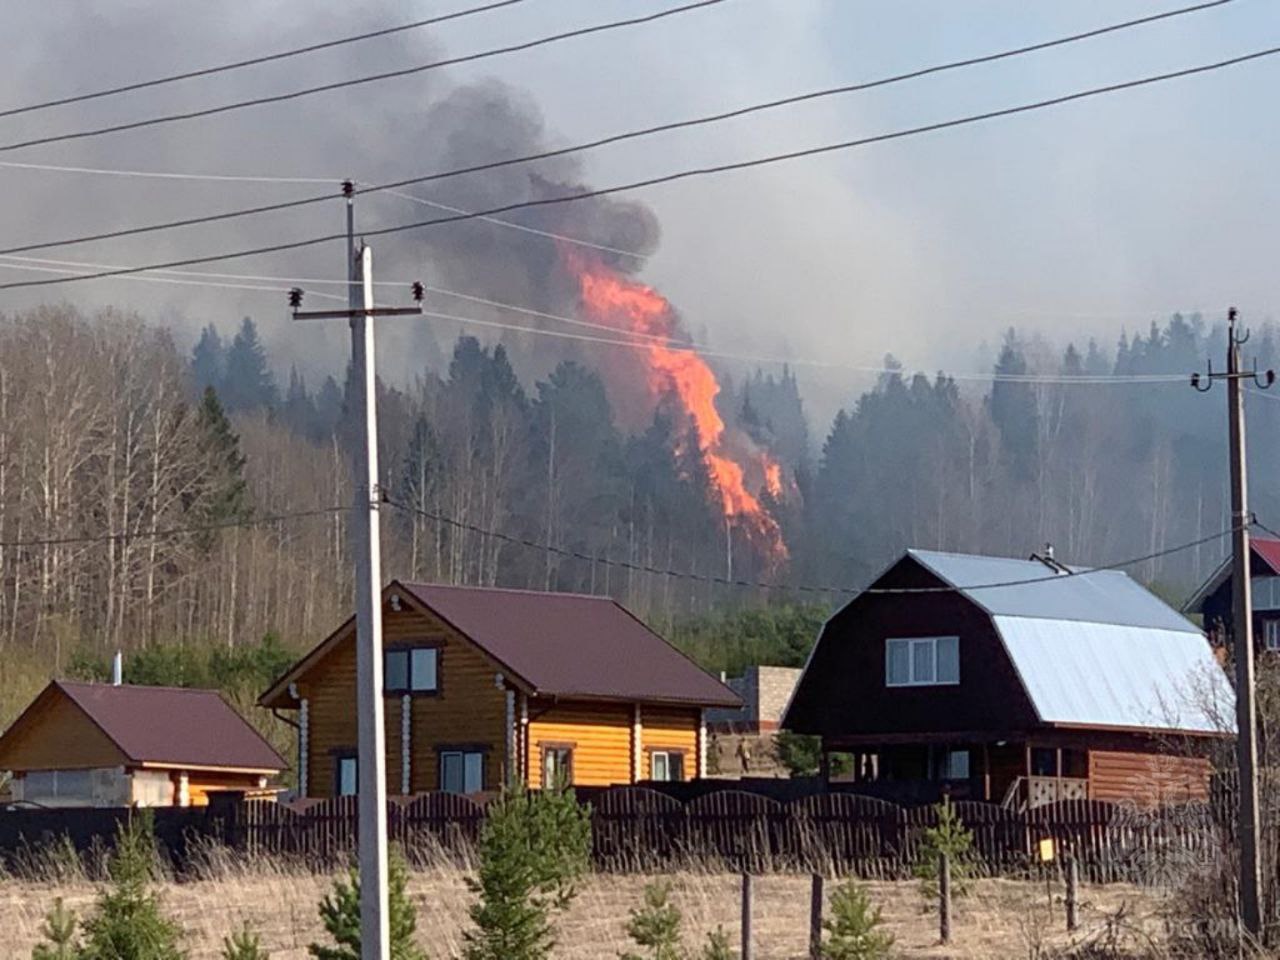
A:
<box><xmin>905</xmin><ymin>550</ymin><xmax>1232</xmax><ymax>733</ymax></box>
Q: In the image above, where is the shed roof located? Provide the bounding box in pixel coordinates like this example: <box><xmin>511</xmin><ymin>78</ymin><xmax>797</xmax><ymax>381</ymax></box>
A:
<box><xmin>1183</xmin><ymin>537</ymin><xmax>1280</xmax><ymax>613</ymax></box>
<box><xmin>907</xmin><ymin>551</ymin><xmax>1230</xmax><ymax>734</ymax></box>
<box><xmin>0</xmin><ymin>682</ymin><xmax>286</xmax><ymax>772</ymax></box>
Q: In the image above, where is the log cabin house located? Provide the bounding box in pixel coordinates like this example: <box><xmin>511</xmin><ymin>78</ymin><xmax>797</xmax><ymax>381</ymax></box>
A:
<box><xmin>1184</xmin><ymin>534</ymin><xmax>1280</xmax><ymax>654</ymax></box>
<box><xmin>259</xmin><ymin>582</ymin><xmax>740</xmax><ymax>797</ymax></box>
<box><xmin>0</xmin><ymin>681</ymin><xmax>285</xmax><ymax>807</ymax></box>
<box><xmin>783</xmin><ymin>549</ymin><xmax>1233</xmax><ymax>809</ymax></box>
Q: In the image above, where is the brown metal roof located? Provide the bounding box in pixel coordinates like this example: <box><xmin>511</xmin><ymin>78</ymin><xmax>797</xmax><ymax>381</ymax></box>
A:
<box><xmin>400</xmin><ymin>583</ymin><xmax>740</xmax><ymax>707</ymax></box>
<box><xmin>52</xmin><ymin>681</ymin><xmax>285</xmax><ymax>771</ymax></box>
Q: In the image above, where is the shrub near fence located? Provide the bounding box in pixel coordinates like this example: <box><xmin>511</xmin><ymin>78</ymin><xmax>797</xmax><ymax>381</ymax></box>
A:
<box><xmin>214</xmin><ymin>787</ymin><xmax>1227</xmax><ymax>882</ymax></box>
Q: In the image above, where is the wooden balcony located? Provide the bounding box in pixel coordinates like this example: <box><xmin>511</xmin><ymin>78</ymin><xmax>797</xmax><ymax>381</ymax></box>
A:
<box><xmin>1002</xmin><ymin>775</ymin><xmax>1088</xmax><ymax>811</ymax></box>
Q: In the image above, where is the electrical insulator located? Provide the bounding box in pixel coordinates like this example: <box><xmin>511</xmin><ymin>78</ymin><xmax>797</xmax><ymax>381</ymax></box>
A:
<box><xmin>411</xmin><ymin>281</ymin><xmax>424</xmax><ymax>303</ymax></box>
<box><xmin>288</xmin><ymin>287</ymin><xmax>304</xmax><ymax>309</ymax></box>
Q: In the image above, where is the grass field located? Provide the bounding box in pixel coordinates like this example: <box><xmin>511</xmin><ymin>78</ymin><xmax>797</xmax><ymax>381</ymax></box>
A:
<box><xmin>2</xmin><ymin>862</ymin><xmax>1171</xmax><ymax>959</ymax></box>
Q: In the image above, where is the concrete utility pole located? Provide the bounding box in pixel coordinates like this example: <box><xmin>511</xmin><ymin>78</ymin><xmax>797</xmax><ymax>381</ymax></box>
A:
<box><xmin>1191</xmin><ymin>306</ymin><xmax>1274</xmax><ymax>939</ymax></box>
<box><xmin>291</xmin><ymin>184</ymin><xmax>424</xmax><ymax>959</ymax></box>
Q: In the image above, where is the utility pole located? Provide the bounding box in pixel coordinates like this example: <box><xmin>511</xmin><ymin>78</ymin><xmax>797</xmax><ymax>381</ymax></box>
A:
<box><xmin>1191</xmin><ymin>306</ymin><xmax>1275</xmax><ymax>939</ymax></box>
<box><xmin>291</xmin><ymin>185</ymin><xmax>423</xmax><ymax>959</ymax></box>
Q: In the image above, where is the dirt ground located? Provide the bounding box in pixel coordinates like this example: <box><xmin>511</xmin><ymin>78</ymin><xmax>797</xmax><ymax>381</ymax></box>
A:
<box><xmin>0</xmin><ymin>867</ymin><xmax>1169</xmax><ymax>959</ymax></box>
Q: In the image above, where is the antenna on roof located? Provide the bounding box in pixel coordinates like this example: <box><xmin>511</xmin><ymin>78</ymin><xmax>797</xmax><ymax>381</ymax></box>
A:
<box><xmin>1031</xmin><ymin>544</ymin><xmax>1069</xmax><ymax>575</ymax></box>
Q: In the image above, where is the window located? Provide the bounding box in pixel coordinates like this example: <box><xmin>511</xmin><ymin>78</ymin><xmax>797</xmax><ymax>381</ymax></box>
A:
<box><xmin>650</xmin><ymin>751</ymin><xmax>686</xmax><ymax>782</ymax></box>
<box><xmin>885</xmin><ymin>637</ymin><xmax>959</xmax><ymax>686</ymax></box>
<box><xmin>1265</xmin><ymin>619</ymin><xmax>1280</xmax><ymax>651</ymax></box>
<box><xmin>440</xmin><ymin>750</ymin><xmax>485</xmax><ymax>794</ymax></box>
<box><xmin>384</xmin><ymin>646</ymin><xmax>439</xmax><ymax>694</ymax></box>
<box><xmin>336</xmin><ymin>755</ymin><xmax>358</xmax><ymax>796</ymax></box>
<box><xmin>23</xmin><ymin>770</ymin><xmax>95</xmax><ymax>802</ymax></box>
<box><xmin>941</xmin><ymin>749</ymin><xmax>970</xmax><ymax>781</ymax></box>
<box><xmin>542</xmin><ymin>746</ymin><xmax>573</xmax><ymax>788</ymax></box>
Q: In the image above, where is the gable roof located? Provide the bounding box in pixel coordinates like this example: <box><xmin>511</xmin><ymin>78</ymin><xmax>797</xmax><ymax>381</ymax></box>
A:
<box><xmin>0</xmin><ymin>681</ymin><xmax>286</xmax><ymax>772</ymax></box>
<box><xmin>262</xmin><ymin>582</ymin><xmax>739</xmax><ymax>709</ymax></box>
<box><xmin>857</xmin><ymin>550</ymin><xmax>1228</xmax><ymax>734</ymax></box>
<box><xmin>1183</xmin><ymin>537</ymin><xmax>1280</xmax><ymax>613</ymax></box>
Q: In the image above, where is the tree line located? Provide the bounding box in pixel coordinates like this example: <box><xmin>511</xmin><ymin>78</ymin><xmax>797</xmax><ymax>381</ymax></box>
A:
<box><xmin>0</xmin><ymin>305</ymin><xmax>1269</xmax><ymax>701</ymax></box>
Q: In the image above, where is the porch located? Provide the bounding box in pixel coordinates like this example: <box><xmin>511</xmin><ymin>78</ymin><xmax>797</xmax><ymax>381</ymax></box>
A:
<box><xmin>823</xmin><ymin>737</ymin><xmax>1090</xmax><ymax>810</ymax></box>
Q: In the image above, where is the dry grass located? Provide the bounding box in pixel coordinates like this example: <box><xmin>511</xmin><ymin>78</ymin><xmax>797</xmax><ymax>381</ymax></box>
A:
<box><xmin>0</xmin><ymin>854</ymin><xmax>1175</xmax><ymax>959</ymax></box>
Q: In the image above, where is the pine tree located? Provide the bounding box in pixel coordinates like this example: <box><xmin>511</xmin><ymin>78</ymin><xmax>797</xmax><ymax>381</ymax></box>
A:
<box><xmin>221</xmin><ymin>924</ymin><xmax>269</xmax><ymax>960</ymax></box>
<box><xmin>222</xmin><ymin>317</ymin><xmax>277</xmax><ymax>412</ymax></box>
<box><xmin>195</xmin><ymin>386</ymin><xmax>250</xmax><ymax>529</ymax></box>
<box><xmin>620</xmin><ymin>881</ymin><xmax>684</xmax><ymax>960</ymax></box>
<box><xmin>309</xmin><ymin>850</ymin><xmax>424</xmax><ymax>960</ymax></box>
<box><xmin>32</xmin><ymin>898</ymin><xmax>79</xmax><ymax>960</ymax></box>
<box><xmin>463</xmin><ymin>782</ymin><xmax>591</xmax><ymax>960</ymax></box>
<box><xmin>914</xmin><ymin>797</ymin><xmax>975</xmax><ymax>900</ymax></box>
<box><xmin>191</xmin><ymin>324</ymin><xmax>226</xmax><ymax>395</ymax></box>
<box><xmin>819</xmin><ymin>881</ymin><xmax>893</xmax><ymax>960</ymax></box>
<box><xmin>78</xmin><ymin>812</ymin><xmax>186</xmax><ymax>960</ymax></box>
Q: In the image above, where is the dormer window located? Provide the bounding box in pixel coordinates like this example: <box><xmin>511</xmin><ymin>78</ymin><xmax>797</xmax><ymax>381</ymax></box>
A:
<box><xmin>886</xmin><ymin>637</ymin><xmax>960</xmax><ymax>687</ymax></box>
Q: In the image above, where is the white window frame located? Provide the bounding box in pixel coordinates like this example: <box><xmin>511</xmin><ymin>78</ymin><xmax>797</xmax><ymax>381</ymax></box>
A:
<box><xmin>1265</xmin><ymin>619</ymin><xmax>1280</xmax><ymax>652</ymax></box>
<box><xmin>885</xmin><ymin>636</ymin><xmax>960</xmax><ymax>687</ymax></box>
<box><xmin>650</xmin><ymin>750</ymin><xmax>686</xmax><ymax>782</ymax></box>
<box><xmin>384</xmin><ymin>646</ymin><xmax>439</xmax><ymax>694</ymax></box>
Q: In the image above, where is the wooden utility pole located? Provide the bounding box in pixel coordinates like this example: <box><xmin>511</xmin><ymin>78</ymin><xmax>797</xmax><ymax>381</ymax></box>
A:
<box><xmin>291</xmin><ymin>186</ymin><xmax>424</xmax><ymax>959</ymax></box>
<box><xmin>1191</xmin><ymin>306</ymin><xmax>1274</xmax><ymax>938</ymax></box>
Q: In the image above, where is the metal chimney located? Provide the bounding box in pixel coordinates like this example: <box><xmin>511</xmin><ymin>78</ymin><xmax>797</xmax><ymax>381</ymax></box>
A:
<box><xmin>111</xmin><ymin>651</ymin><xmax>123</xmax><ymax>686</ymax></box>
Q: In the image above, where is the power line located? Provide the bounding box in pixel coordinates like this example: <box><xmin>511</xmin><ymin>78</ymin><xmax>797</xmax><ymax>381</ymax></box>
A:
<box><xmin>0</xmin><ymin>0</ymin><xmax>725</xmax><ymax>155</ymax></box>
<box><xmin>386</xmin><ymin>497</ymin><xmax>1238</xmax><ymax>597</ymax></box>
<box><xmin>0</xmin><ymin>252</ymin><xmax>1192</xmax><ymax>384</ymax></box>
<box><xmin>0</xmin><ymin>0</ymin><xmax>1232</xmax><ymax>259</ymax></box>
<box><xmin>0</xmin><ymin>158</ymin><xmax>338</xmax><ymax>184</ymax></box>
<box><xmin>0</xmin><ymin>0</ymin><xmax>530</xmax><ymax>121</ymax></box>
<box><xmin>0</xmin><ymin>506</ymin><xmax>349</xmax><ymax>550</ymax></box>
<box><xmin>7</xmin><ymin>41</ymin><xmax>1277</xmax><ymax>292</ymax></box>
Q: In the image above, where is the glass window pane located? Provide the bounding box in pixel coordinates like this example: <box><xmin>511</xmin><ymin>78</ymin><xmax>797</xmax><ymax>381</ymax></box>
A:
<box><xmin>385</xmin><ymin>650</ymin><xmax>409</xmax><ymax>692</ymax></box>
<box><xmin>946</xmin><ymin>750</ymin><xmax>970</xmax><ymax>780</ymax></box>
<box><xmin>441</xmin><ymin>753</ymin><xmax>463</xmax><ymax>793</ymax></box>
<box><xmin>463</xmin><ymin>753</ymin><xmax>484</xmax><ymax>793</ymax></box>
<box><xmin>411</xmin><ymin>648</ymin><xmax>438</xmax><ymax>692</ymax></box>
<box><xmin>936</xmin><ymin>637</ymin><xmax>960</xmax><ymax>683</ymax></box>
<box><xmin>670</xmin><ymin>753</ymin><xmax>685</xmax><ymax>782</ymax></box>
<box><xmin>912</xmin><ymin>640</ymin><xmax>935</xmax><ymax>684</ymax></box>
<box><xmin>652</xmin><ymin>752</ymin><xmax>668</xmax><ymax>781</ymax></box>
<box><xmin>886</xmin><ymin>640</ymin><xmax>910</xmax><ymax>685</ymax></box>
<box><xmin>338</xmin><ymin>758</ymin><xmax>358</xmax><ymax>796</ymax></box>
<box><xmin>25</xmin><ymin>771</ymin><xmax>55</xmax><ymax>798</ymax></box>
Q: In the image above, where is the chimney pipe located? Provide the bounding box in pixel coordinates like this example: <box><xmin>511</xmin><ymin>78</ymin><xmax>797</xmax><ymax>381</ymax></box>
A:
<box><xmin>111</xmin><ymin>651</ymin><xmax>123</xmax><ymax>687</ymax></box>
<box><xmin>1045</xmin><ymin>543</ymin><xmax>1055</xmax><ymax>560</ymax></box>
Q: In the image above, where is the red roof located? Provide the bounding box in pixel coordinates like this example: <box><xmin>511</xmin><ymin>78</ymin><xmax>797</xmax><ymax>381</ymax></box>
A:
<box><xmin>399</xmin><ymin>584</ymin><xmax>739</xmax><ymax>707</ymax></box>
<box><xmin>52</xmin><ymin>681</ymin><xmax>285</xmax><ymax>771</ymax></box>
<box><xmin>1252</xmin><ymin>537</ymin><xmax>1280</xmax><ymax>575</ymax></box>
<box><xmin>262</xmin><ymin>582</ymin><xmax>740</xmax><ymax>709</ymax></box>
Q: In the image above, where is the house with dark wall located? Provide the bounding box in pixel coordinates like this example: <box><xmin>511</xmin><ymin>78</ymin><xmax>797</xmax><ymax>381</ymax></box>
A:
<box><xmin>260</xmin><ymin>582</ymin><xmax>740</xmax><ymax>797</ymax></box>
<box><xmin>783</xmin><ymin>550</ymin><xmax>1232</xmax><ymax>808</ymax></box>
<box><xmin>1184</xmin><ymin>535</ymin><xmax>1280</xmax><ymax>653</ymax></box>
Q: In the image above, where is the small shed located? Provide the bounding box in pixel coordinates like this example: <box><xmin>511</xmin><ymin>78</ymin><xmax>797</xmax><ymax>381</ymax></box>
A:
<box><xmin>784</xmin><ymin>549</ymin><xmax>1233</xmax><ymax>808</ymax></box>
<box><xmin>0</xmin><ymin>681</ymin><xmax>285</xmax><ymax>807</ymax></box>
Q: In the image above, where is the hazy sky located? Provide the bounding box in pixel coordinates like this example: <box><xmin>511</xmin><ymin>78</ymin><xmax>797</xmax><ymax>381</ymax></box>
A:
<box><xmin>5</xmin><ymin>0</ymin><xmax>1279</xmax><ymax>408</ymax></box>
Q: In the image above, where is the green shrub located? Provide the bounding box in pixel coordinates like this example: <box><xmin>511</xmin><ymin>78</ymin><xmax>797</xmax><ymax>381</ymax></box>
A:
<box><xmin>819</xmin><ymin>880</ymin><xmax>893</xmax><ymax>960</ymax></box>
<box><xmin>78</xmin><ymin>812</ymin><xmax>186</xmax><ymax>960</ymax></box>
<box><xmin>463</xmin><ymin>782</ymin><xmax>592</xmax><ymax>960</ymax></box>
<box><xmin>309</xmin><ymin>849</ymin><xmax>424</xmax><ymax>960</ymax></box>
<box><xmin>771</xmin><ymin>733</ymin><xmax>851</xmax><ymax>779</ymax></box>
<box><xmin>621</xmin><ymin>881</ymin><xmax>684</xmax><ymax>960</ymax></box>
<box><xmin>699</xmin><ymin>928</ymin><xmax>735</xmax><ymax>960</ymax></box>
<box><xmin>221</xmin><ymin>924</ymin><xmax>269</xmax><ymax>960</ymax></box>
<box><xmin>32</xmin><ymin>898</ymin><xmax>78</xmax><ymax>960</ymax></box>
<box><xmin>914</xmin><ymin>797</ymin><xmax>975</xmax><ymax>901</ymax></box>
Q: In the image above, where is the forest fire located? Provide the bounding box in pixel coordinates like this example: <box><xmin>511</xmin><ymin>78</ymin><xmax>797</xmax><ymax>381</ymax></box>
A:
<box><xmin>566</xmin><ymin>252</ymin><xmax>787</xmax><ymax>563</ymax></box>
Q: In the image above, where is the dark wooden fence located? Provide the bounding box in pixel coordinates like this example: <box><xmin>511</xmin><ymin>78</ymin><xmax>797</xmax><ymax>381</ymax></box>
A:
<box><xmin>206</xmin><ymin>787</ymin><xmax>1227</xmax><ymax>882</ymax></box>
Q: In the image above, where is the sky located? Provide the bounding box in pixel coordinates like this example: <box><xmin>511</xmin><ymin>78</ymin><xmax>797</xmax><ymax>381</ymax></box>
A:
<box><xmin>4</xmin><ymin>0</ymin><xmax>1279</xmax><ymax>417</ymax></box>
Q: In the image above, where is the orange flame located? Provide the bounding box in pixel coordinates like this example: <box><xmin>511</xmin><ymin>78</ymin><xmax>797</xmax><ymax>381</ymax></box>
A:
<box><xmin>567</xmin><ymin>253</ymin><xmax>787</xmax><ymax>562</ymax></box>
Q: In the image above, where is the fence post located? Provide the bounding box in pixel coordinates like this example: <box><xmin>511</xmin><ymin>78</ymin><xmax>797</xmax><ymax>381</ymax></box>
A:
<box><xmin>939</xmin><ymin>850</ymin><xmax>952</xmax><ymax>945</ymax></box>
<box><xmin>741</xmin><ymin>872</ymin><xmax>754</xmax><ymax>960</ymax></box>
<box><xmin>809</xmin><ymin>873</ymin><xmax>824</xmax><ymax>958</ymax></box>
<box><xmin>1065</xmin><ymin>854</ymin><xmax>1079</xmax><ymax>932</ymax></box>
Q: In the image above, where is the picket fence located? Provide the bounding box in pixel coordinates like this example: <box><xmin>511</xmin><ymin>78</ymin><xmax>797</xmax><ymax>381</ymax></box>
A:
<box><xmin>216</xmin><ymin>787</ymin><xmax>1228</xmax><ymax>882</ymax></box>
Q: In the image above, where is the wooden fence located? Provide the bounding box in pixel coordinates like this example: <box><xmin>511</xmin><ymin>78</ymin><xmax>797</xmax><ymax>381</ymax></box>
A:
<box><xmin>212</xmin><ymin>787</ymin><xmax>1228</xmax><ymax>882</ymax></box>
